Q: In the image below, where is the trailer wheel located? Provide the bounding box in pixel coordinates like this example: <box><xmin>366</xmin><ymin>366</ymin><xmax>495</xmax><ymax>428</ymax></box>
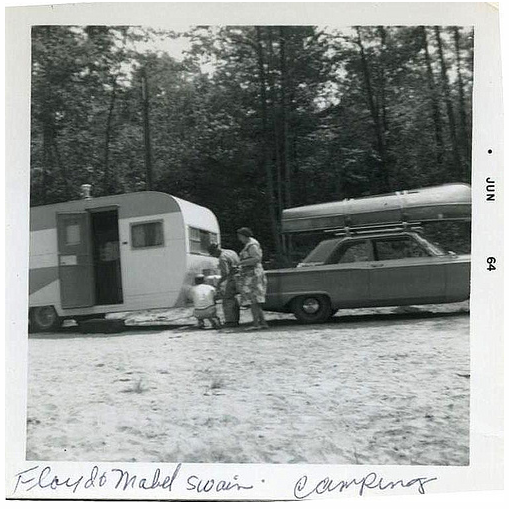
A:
<box><xmin>291</xmin><ymin>295</ymin><xmax>332</xmax><ymax>324</ymax></box>
<box><xmin>29</xmin><ymin>306</ymin><xmax>62</xmax><ymax>332</ymax></box>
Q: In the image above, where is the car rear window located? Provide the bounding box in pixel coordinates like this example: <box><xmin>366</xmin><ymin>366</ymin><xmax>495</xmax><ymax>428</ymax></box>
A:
<box><xmin>333</xmin><ymin>240</ymin><xmax>372</xmax><ymax>263</ymax></box>
<box><xmin>373</xmin><ymin>237</ymin><xmax>430</xmax><ymax>260</ymax></box>
<box><xmin>300</xmin><ymin>238</ymin><xmax>340</xmax><ymax>264</ymax></box>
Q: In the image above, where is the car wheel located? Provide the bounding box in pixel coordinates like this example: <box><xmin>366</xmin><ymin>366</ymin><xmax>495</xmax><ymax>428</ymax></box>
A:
<box><xmin>29</xmin><ymin>306</ymin><xmax>62</xmax><ymax>332</ymax></box>
<box><xmin>291</xmin><ymin>295</ymin><xmax>332</xmax><ymax>324</ymax></box>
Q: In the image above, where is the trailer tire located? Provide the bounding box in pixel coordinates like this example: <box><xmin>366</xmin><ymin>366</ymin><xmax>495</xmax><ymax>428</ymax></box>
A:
<box><xmin>29</xmin><ymin>306</ymin><xmax>63</xmax><ymax>332</ymax></box>
<box><xmin>291</xmin><ymin>295</ymin><xmax>332</xmax><ymax>324</ymax></box>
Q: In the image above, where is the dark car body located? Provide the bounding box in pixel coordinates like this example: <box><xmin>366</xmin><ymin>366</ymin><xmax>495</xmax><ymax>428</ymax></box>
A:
<box><xmin>263</xmin><ymin>231</ymin><xmax>470</xmax><ymax>323</ymax></box>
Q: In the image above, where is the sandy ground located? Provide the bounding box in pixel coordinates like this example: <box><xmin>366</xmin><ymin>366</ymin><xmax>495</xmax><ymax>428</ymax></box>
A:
<box><xmin>26</xmin><ymin>302</ymin><xmax>470</xmax><ymax>465</ymax></box>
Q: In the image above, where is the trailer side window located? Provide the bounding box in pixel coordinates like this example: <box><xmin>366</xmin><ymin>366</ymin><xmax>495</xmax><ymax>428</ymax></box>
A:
<box><xmin>131</xmin><ymin>221</ymin><xmax>164</xmax><ymax>248</ymax></box>
<box><xmin>189</xmin><ymin>227</ymin><xmax>218</xmax><ymax>255</ymax></box>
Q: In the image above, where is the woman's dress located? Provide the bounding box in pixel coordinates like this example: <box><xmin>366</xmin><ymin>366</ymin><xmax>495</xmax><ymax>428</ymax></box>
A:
<box><xmin>238</xmin><ymin>238</ymin><xmax>267</xmax><ymax>305</ymax></box>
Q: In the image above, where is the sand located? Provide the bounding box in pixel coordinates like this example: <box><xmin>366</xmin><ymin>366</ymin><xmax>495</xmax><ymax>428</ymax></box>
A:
<box><xmin>26</xmin><ymin>302</ymin><xmax>470</xmax><ymax>465</ymax></box>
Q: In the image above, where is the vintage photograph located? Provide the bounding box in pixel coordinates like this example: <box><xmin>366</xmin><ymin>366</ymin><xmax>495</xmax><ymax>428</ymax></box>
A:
<box><xmin>26</xmin><ymin>22</ymin><xmax>473</xmax><ymax>465</ymax></box>
<box><xmin>5</xmin><ymin>1</ymin><xmax>504</xmax><ymax>502</ymax></box>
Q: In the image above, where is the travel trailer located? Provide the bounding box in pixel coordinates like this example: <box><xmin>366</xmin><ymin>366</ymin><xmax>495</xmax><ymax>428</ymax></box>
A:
<box><xmin>29</xmin><ymin>191</ymin><xmax>220</xmax><ymax>331</ymax></box>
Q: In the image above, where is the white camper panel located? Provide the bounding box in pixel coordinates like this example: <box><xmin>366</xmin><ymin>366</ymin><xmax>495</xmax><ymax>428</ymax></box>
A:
<box><xmin>29</xmin><ymin>228</ymin><xmax>60</xmax><ymax>308</ymax></box>
<box><xmin>116</xmin><ymin>211</ymin><xmax>186</xmax><ymax>311</ymax></box>
<box><xmin>175</xmin><ymin>196</ymin><xmax>220</xmax><ymax>281</ymax></box>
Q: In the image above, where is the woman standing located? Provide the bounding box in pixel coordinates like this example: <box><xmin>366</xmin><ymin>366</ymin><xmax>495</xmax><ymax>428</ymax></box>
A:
<box><xmin>237</xmin><ymin>227</ymin><xmax>268</xmax><ymax>330</ymax></box>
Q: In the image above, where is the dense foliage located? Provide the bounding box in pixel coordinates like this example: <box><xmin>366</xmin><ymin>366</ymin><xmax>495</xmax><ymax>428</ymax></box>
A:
<box><xmin>31</xmin><ymin>25</ymin><xmax>473</xmax><ymax>259</ymax></box>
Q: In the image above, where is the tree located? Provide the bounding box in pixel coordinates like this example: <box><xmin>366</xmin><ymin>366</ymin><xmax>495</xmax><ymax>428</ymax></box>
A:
<box><xmin>255</xmin><ymin>26</ymin><xmax>282</xmax><ymax>257</ymax></box>
<box><xmin>30</xmin><ymin>25</ymin><xmax>474</xmax><ymax>259</ymax></box>
<box><xmin>420</xmin><ymin>26</ymin><xmax>445</xmax><ymax>171</ymax></box>
<box><xmin>31</xmin><ymin>26</ymin><xmax>84</xmax><ymax>204</ymax></box>
<box><xmin>451</xmin><ymin>26</ymin><xmax>472</xmax><ymax>180</ymax></box>
<box><xmin>434</xmin><ymin>26</ymin><xmax>462</xmax><ymax>179</ymax></box>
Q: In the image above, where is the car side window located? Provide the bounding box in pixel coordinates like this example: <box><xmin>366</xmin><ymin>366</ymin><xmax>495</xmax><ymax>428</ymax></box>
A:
<box><xmin>374</xmin><ymin>238</ymin><xmax>429</xmax><ymax>260</ymax></box>
<box><xmin>329</xmin><ymin>240</ymin><xmax>372</xmax><ymax>264</ymax></box>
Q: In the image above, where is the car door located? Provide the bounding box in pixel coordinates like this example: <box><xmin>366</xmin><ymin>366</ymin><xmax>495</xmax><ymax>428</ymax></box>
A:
<box><xmin>321</xmin><ymin>238</ymin><xmax>373</xmax><ymax>307</ymax></box>
<box><xmin>368</xmin><ymin>234</ymin><xmax>446</xmax><ymax>306</ymax></box>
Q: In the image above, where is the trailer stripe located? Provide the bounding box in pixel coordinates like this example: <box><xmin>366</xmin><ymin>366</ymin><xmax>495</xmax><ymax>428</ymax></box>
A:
<box><xmin>29</xmin><ymin>266</ymin><xmax>59</xmax><ymax>295</ymax></box>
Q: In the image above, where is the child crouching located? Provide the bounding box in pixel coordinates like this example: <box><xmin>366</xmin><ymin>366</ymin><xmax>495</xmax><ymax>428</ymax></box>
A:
<box><xmin>189</xmin><ymin>274</ymin><xmax>221</xmax><ymax>329</ymax></box>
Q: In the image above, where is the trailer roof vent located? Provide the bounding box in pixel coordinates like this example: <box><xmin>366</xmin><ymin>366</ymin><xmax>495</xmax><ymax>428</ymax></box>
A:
<box><xmin>81</xmin><ymin>184</ymin><xmax>92</xmax><ymax>200</ymax></box>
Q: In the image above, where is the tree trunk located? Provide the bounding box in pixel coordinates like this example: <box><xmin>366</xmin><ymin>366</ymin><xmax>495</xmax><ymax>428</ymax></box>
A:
<box><xmin>452</xmin><ymin>27</ymin><xmax>471</xmax><ymax>179</ymax></box>
<box><xmin>355</xmin><ymin>27</ymin><xmax>388</xmax><ymax>193</ymax></box>
<box><xmin>141</xmin><ymin>68</ymin><xmax>153</xmax><ymax>190</ymax></box>
<box><xmin>378</xmin><ymin>26</ymin><xmax>390</xmax><ymax>189</ymax></box>
<box><xmin>42</xmin><ymin>105</ymin><xmax>72</xmax><ymax>200</ymax></box>
<box><xmin>279</xmin><ymin>26</ymin><xmax>292</xmax><ymax>209</ymax></box>
<box><xmin>434</xmin><ymin>26</ymin><xmax>462</xmax><ymax>178</ymax></box>
<box><xmin>255</xmin><ymin>26</ymin><xmax>282</xmax><ymax>257</ymax></box>
<box><xmin>421</xmin><ymin>26</ymin><xmax>445</xmax><ymax>170</ymax></box>
<box><xmin>378</xmin><ymin>27</ymin><xmax>389</xmax><ymax>136</ymax></box>
<box><xmin>103</xmin><ymin>80</ymin><xmax>117</xmax><ymax>194</ymax></box>
<box><xmin>52</xmin><ymin>138</ymin><xmax>72</xmax><ymax>198</ymax></box>
<box><xmin>41</xmin><ymin>120</ymin><xmax>51</xmax><ymax>203</ymax></box>
<box><xmin>267</xmin><ymin>27</ymin><xmax>284</xmax><ymax>221</ymax></box>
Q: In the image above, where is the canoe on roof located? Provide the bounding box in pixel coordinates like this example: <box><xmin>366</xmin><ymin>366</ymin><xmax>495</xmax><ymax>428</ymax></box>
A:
<box><xmin>281</xmin><ymin>183</ymin><xmax>471</xmax><ymax>234</ymax></box>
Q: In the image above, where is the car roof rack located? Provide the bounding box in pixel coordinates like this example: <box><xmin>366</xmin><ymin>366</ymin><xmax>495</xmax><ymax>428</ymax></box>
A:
<box><xmin>326</xmin><ymin>221</ymin><xmax>424</xmax><ymax>237</ymax></box>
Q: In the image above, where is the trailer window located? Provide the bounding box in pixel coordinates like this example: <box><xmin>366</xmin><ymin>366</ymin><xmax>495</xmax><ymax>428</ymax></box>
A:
<box><xmin>189</xmin><ymin>227</ymin><xmax>218</xmax><ymax>255</ymax></box>
<box><xmin>65</xmin><ymin>223</ymin><xmax>81</xmax><ymax>246</ymax></box>
<box><xmin>131</xmin><ymin>221</ymin><xmax>164</xmax><ymax>248</ymax></box>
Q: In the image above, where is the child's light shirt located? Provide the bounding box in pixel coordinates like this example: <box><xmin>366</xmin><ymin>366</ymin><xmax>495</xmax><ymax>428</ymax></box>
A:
<box><xmin>190</xmin><ymin>283</ymin><xmax>216</xmax><ymax>310</ymax></box>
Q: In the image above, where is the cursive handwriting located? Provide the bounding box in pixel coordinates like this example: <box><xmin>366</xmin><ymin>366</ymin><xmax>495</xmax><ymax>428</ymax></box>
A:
<box><xmin>111</xmin><ymin>464</ymin><xmax>181</xmax><ymax>491</ymax></box>
<box><xmin>13</xmin><ymin>464</ymin><xmax>181</xmax><ymax>495</ymax></box>
<box><xmin>293</xmin><ymin>471</ymin><xmax>438</xmax><ymax>499</ymax></box>
<box><xmin>13</xmin><ymin>465</ymin><xmax>437</xmax><ymax>499</ymax></box>
<box><xmin>12</xmin><ymin>464</ymin><xmax>254</xmax><ymax>497</ymax></box>
<box><xmin>13</xmin><ymin>465</ymin><xmax>107</xmax><ymax>494</ymax></box>
<box><xmin>186</xmin><ymin>474</ymin><xmax>253</xmax><ymax>493</ymax></box>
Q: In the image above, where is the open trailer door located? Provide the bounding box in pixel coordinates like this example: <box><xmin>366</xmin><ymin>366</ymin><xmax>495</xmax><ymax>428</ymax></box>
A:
<box><xmin>57</xmin><ymin>212</ymin><xmax>95</xmax><ymax>309</ymax></box>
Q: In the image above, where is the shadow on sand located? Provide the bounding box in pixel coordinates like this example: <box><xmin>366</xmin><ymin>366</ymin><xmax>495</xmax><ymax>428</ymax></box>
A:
<box><xmin>29</xmin><ymin>307</ymin><xmax>469</xmax><ymax>338</ymax></box>
<box><xmin>265</xmin><ymin>309</ymin><xmax>469</xmax><ymax>331</ymax></box>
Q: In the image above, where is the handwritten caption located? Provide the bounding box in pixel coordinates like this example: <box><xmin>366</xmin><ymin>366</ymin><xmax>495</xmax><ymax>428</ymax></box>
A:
<box><xmin>12</xmin><ymin>464</ymin><xmax>437</xmax><ymax>499</ymax></box>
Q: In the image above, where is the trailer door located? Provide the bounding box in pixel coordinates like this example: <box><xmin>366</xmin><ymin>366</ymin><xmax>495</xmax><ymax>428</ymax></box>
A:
<box><xmin>57</xmin><ymin>212</ymin><xmax>95</xmax><ymax>309</ymax></box>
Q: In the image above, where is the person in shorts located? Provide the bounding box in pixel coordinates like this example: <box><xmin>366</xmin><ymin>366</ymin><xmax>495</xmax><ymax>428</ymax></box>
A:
<box><xmin>189</xmin><ymin>274</ymin><xmax>221</xmax><ymax>329</ymax></box>
<box><xmin>208</xmin><ymin>243</ymin><xmax>241</xmax><ymax>327</ymax></box>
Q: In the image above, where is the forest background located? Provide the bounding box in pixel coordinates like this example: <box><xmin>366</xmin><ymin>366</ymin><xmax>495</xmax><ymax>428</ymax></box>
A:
<box><xmin>30</xmin><ymin>25</ymin><xmax>473</xmax><ymax>264</ymax></box>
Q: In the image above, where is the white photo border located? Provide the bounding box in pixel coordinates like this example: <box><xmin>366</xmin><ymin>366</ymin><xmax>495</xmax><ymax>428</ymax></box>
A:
<box><xmin>5</xmin><ymin>1</ymin><xmax>504</xmax><ymax>502</ymax></box>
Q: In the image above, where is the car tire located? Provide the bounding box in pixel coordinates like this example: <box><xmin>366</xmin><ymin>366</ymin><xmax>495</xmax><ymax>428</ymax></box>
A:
<box><xmin>29</xmin><ymin>306</ymin><xmax>63</xmax><ymax>332</ymax></box>
<box><xmin>291</xmin><ymin>295</ymin><xmax>333</xmax><ymax>324</ymax></box>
